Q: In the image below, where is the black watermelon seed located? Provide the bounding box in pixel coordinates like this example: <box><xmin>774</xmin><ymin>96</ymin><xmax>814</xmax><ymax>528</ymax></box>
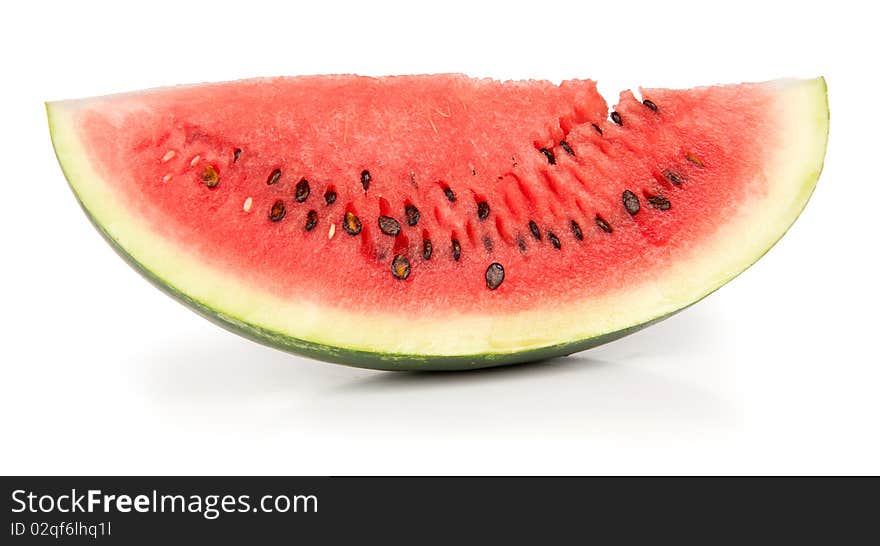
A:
<box><xmin>528</xmin><ymin>220</ymin><xmax>541</xmax><ymax>241</ymax></box>
<box><xmin>360</xmin><ymin>170</ymin><xmax>371</xmax><ymax>191</ymax></box>
<box><xmin>516</xmin><ymin>236</ymin><xmax>527</xmax><ymax>253</ymax></box>
<box><xmin>305</xmin><ymin>210</ymin><xmax>318</xmax><ymax>231</ymax></box>
<box><xmin>610</xmin><ymin>111</ymin><xmax>623</xmax><ymax>126</ymax></box>
<box><xmin>323</xmin><ymin>189</ymin><xmax>337</xmax><ymax>205</ymax></box>
<box><xmin>444</xmin><ymin>187</ymin><xmax>456</xmax><ymax>203</ymax></box>
<box><xmin>477</xmin><ymin>201</ymin><xmax>490</xmax><ymax>220</ymax></box>
<box><xmin>391</xmin><ymin>255</ymin><xmax>411</xmax><ymax>280</ymax></box>
<box><xmin>422</xmin><ymin>238</ymin><xmax>433</xmax><ymax>260</ymax></box>
<box><xmin>405</xmin><ymin>204</ymin><xmax>420</xmax><ymax>226</ymax></box>
<box><xmin>595</xmin><ymin>214</ymin><xmax>612</xmax><ymax>233</ymax></box>
<box><xmin>570</xmin><ymin>220</ymin><xmax>583</xmax><ymax>241</ymax></box>
<box><xmin>548</xmin><ymin>231</ymin><xmax>561</xmax><ymax>249</ymax></box>
<box><xmin>233</xmin><ymin>148</ymin><xmax>241</xmax><ymax>162</ymax></box>
<box><xmin>664</xmin><ymin>170</ymin><xmax>684</xmax><ymax>185</ymax></box>
<box><xmin>201</xmin><ymin>165</ymin><xmax>219</xmax><ymax>188</ymax></box>
<box><xmin>648</xmin><ymin>195</ymin><xmax>671</xmax><ymax>210</ymax></box>
<box><xmin>643</xmin><ymin>99</ymin><xmax>658</xmax><ymax>112</ymax></box>
<box><xmin>267</xmin><ymin>168</ymin><xmax>282</xmax><ymax>185</ymax></box>
<box><xmin>269</xmin><ymin>200</ymin><xmax>286</xmax><ymax>222</ymax></box>
<box><xmin>294</xmin><ymin>178</ymin><xmax>311</xmax><ymax>203</ymax></box>
<box><xmin>378</xmin><ymin>215</ymin><xmax>401</xmax><ymax>236</ymax></box>
<box><xmin>451</xmin><ymin>239</ymin><xmax>461</xmax><ymax>261</ymax></box>
<box><xmin>622</xmin><ymin>190</ymin><xmax>641</xmax><ymax>215</ymax></box>
<box><xmin>343</xmin><ymin>212</ymin><xmax>362</xmax><ymax>235</ymax></box>
<box><xmin>486</xmin><ymin>263</ymin><xmax>505</xmax><ymax>290</ymax></box>
<box><xmin>560</xmin><ymin>140</ymin><xmax>575</xmax><ymax>156</ymax></box>
<box><xmin>483</xmin><ymin>236</ymin><xmax>493</xmax><ymax>252</ymax></box>
<box><xmin>539</xmin><ymin>148</ymin><xmax>556</xmax><ymax>165</ymax></box>
<box><xmin>592</xmin><ymin>123</ymin><xmax>603</xmax><ymax>135</ymax></box>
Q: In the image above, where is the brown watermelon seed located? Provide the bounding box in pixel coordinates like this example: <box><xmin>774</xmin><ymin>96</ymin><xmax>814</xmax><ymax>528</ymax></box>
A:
<box><xmin>305</xmin><ymin>210</ymin><xmax>318</xmax><ymax>231</ymax></box>
<box><xmin>343</xmin><ymin>211</ymin><xmax>362</xmax><ymax>235</ymax></box>
<box><xmin>423</xmin><ymin>238</ymin><xmax>433</xmax><ymax>260</ymax></box>
<box><xmin>570</xmin><ymin>220</ymin><xmax>583</xmax><ymax>241</ymax></box>
<box><xmin>267</xmin><ymin>168</ymin><xmax>282</xmax><ymax>185</ymax></box>
<box><xmin>324</xmin><ymin>189</ymin><xmax>337</xmax><ymax>205</ymax></box>
<box><xmin>451</xmin><ymin>238</ymin><xmax>461</xmax><ymax>261</ymax></box>
<box><xmin>528</xmin><ymin>220</ymin><xmax>541</xmax><ymax>241</ymax></box>
<box><xmin>548</xmin><ymin>231</ymin><xmax>561</xmax><ymax>250</ymax></box>
<box><xmin>378</xmin><ymin>215</ymin><xmax>401</xmax><ymax>236</ymax></box>
<box><xmin>595</xmin><ymin>214</ymin><xmax>612</xmax><ymax>233</ymax></box>
<box><xmin>360</xmin><ymin>169</ymin><xmax>371</xmax><ymax>191</ymax></box>
<box><xmin>444</xmin><ymin>186</ymin><xmax>456</xmax><ymax>203</ymax></box>
<box><xmin>685</xmin><ymin>152</ymin><xmax>704</xmax><ymax>167</ymax></box>
<box><xmin>664</xmin><ymin>170</ymin><xmax>684</xmax><ymax>185</ymax></box>
<box><xmin>477</xmin><ymin>201</ymin><xmax>490</xmax><ymax>220</ymax></box>
<box><xmin>592</xmin><ymin>123</ymin><xmax>603</xmax><ymax>135</ymax></box>
<box><xmin>269</xmin><ymin>200</ymin><xmax>286</xmax><ymax>222</ymax></box>
<box><xmin>539</xmin><ymin>148</ymin><xmax>556</xmax><ymax>165</ymax></box>
<box><xmin>405</xmin><ymin>204</ymin><xmax>420</xmax><ymax>226</ymax></box>
<box><xmin>560</xmin><ymin>140</ymin><xmax>575</xmax><ymax>156</ymax></box>
<box><xmin>611</xmin><ymin>111</ymin><xmax>623</xmax><ymax>126</ymax></box>
<box><xmin>486</xmin><ymin>263</ymin><xmax>505</xmax><ymax>290</ymax></box>
<box><xmin>516</xmin><ymin>236</ymin><xmax>527</xmax><ymax>253</ymax></box>
<box><xmin>391</xmin><ymin>255</ymin><xmax>411</xmax><ymax>280</ymax></box>
<box><xmin>201</xmin><ymin>165</ymin><xmax>219</xmax><ymax>188</ymax></box>
<box><xmin>643</xmin><ymin>99</ymin><xmax>658</xmax><ymax>112</ymax></box>
<box><xmin>295</xmin><ymin>178</ymin><xmax>310</xmax><ymax>203</ymax></box>
<box><xmin>233</xmin><ymin>148</ymin><xmax>241</xmax><ymax>162</ymax></box>
<box><xmin>483</xmin><ymin>236</ymin><xmax>493</xmax><ymax>252</ymax></box>
<box><xmin>648</xmin><ymin>195</ymin><xmax>671</xmax><ymax>210</ymax></box>
<box><xmin>622</xmin><ymin>190</ymin><xmax>641</xmax><ymax>215</ymax></box>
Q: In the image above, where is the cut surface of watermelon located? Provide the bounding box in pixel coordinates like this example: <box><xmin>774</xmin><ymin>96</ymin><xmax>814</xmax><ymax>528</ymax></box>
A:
<box><xmin>48</xmin><ymin>75</ymin><xmax>828</xmax><ymax>370</ymax></box>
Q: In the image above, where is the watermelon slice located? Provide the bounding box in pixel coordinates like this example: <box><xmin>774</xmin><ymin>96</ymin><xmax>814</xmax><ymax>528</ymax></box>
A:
<box><xmin>47</xmin><ymin>75</ymin><xmax>828</xmax><ymax>371</ymax></box>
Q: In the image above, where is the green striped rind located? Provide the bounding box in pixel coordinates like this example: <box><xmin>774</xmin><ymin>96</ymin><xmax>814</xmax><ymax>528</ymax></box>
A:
<box><xmin>47</xmin><ymin>78</ymin><xmax>829</xmax><ymax>371</ymax></box>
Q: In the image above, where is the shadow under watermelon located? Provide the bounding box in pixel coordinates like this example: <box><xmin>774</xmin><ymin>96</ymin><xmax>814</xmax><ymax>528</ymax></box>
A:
<box><xmin>129</xmin><ymin>299</ymin><xmax>737</xmax><ymax>443</ymax></box>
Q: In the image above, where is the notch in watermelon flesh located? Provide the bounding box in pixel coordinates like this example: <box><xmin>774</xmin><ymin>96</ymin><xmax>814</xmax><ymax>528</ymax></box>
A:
<box><xmin>47</xmin><ymin>75</ymin><xmax>829</xmax><ymax>371</ymax></box>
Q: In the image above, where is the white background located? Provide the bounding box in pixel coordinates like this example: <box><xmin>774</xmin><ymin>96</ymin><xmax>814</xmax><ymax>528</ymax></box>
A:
<box><xmin>1</xmin><ymin>0</ymin><xmax>878</xmax><ymax>475</ymax></box>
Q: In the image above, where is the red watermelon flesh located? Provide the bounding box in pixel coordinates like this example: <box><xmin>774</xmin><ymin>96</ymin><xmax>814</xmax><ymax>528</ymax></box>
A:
<box><xmin>48</xmin><ymin>75</ymin><xmax>828</xmax><ymax>370</ymax></box>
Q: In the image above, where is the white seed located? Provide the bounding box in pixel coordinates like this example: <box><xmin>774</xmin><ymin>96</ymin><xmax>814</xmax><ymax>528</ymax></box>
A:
<box><xmin>162</xmin><ymin>173</ymin><xmax>173</xmax><ymax>183</ymax></box>
<box><xmin>161</xmin><ymin>150</ymin><xmax>176</xmax><ymax>162</ymax></box>
<box><xmin>190</xmin><ymin>155</ymin><xmax>201</xmax><ymax>166</ymax></box>
<box><xmin>243</xmin><ymin>197</ymin><xmax>253</xmax><ymax>212</ymax></box>
<box><xmin>328</xmin><ymin>223</ymin><xmax>336</xmax><ymax>239</ymax></box>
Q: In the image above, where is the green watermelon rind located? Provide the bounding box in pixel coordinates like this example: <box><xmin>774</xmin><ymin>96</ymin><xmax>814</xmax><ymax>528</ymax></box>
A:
<box><xmin>47</xmin><ymin>77</ymin><xmax>828</xmax><ymax>371</ymax></box>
